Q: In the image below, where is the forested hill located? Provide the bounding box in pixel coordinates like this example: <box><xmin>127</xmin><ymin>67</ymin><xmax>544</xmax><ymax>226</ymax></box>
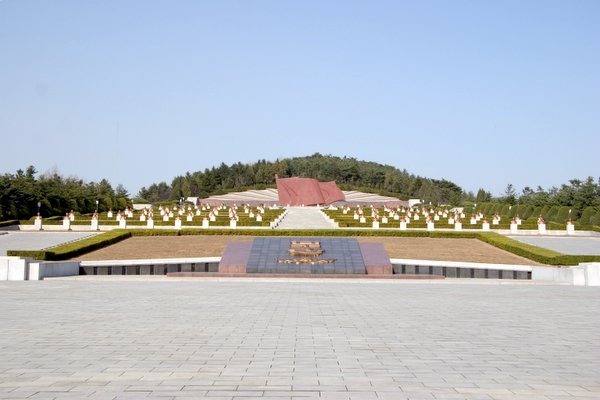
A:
<box><xmin>138</xmin><ymin>154</ymin><xmax>464</xmax><ymax>204</ymax></box>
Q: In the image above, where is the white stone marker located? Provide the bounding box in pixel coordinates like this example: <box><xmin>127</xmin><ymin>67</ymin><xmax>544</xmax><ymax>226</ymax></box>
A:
<box><xmin>230</xmin><ymin>219</ymin><xmax>237</xmax><ymax>229</ymax></box>
<box><xmin>482</xmin><ymin>222</ymin><xmax>490</xmax><ymax>231</ymax></box>
<box><xmin>62</xmin><ymin>219</ymin><xmax>71</xmax><ymax>230</ymax></box>
<box><xmin>400</xmin><ymin>221</ymin><xmax>407</xmax><ymax>230</ymax></box>
<box><xmin>510</xmin><ymin>223</ymin><xmax>518</xmax><ymax>234</ymax></box>
<box><xmin>455</xmin><ymin>222</ymin><xmax>462</xmax><ymax>231</ymax></box>
<box><xmin>147</xmin><ymin>219</ymin><xmax>154</xmax><ymax>229</ymax></box>
<box><xmin>202</xmin><ymin>218</ymin><xmax>209</xmax><ymax>229</ymax></box>
<box><xmin>91</xmin><ymin>219</ymin><xmax>99</xmax><ymax>231</ymax></box>
<box><xmin>567</xmin><ymin>223</ymin><xmax>575</xmax><ymax>235</ymax></box>
<box><xmin>427</xmin><ymin>222</ymin><xmax>435</xmax><ymax>231</ymax></box>
<box><xmin>538</xmin><ymin>224</ymin><xmax>546</xmax><ymax>234</ymax></box>
<box><xmin>372</xmin><ymin>221</ymin><xmax>379</xmax><ymax>229</ymax></box>
<box><xmin>119</xmin><ymin>219</ymin><xmax>126</xmax><ymax>229</ymax></box>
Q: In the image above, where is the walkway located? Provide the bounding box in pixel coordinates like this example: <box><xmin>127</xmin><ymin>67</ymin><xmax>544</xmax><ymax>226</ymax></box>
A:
<box><xmin>276</xmin><ymin>207</ymin><xmax>336</xmax><ymax>229</ymax></box>
<box><xmin>508</xmin><ymin>235</ymin><xmax>600</xmax><ymax>255</ymax></box>
<box><xmin>0</xmin><ymin>281</ymin><xmax>598</xmax><ymax>399</ymax></box>
<box><xmin>0</xmin><ymin>231</ymin><xmax>97</xmax><ymax>256</ymax></box>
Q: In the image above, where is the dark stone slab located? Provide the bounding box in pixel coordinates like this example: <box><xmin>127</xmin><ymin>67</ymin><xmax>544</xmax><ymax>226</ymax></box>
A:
<box><xmin>140</xmin><ymin>265</ymin><xmax>151</xmax><ymax>275</ymax></box>
<box><xmin>501</xmin><ymin>270</ymin><xmax>515</xmax><ymax>279</ymax></box>
<box><xmin>516</xmin><ymin>271</ymin><xmax>529</xmax><ymax>280</ymax></box>
<box><xmin>474</xmin><ymin>269</ymin><xmax>486</xmax><ymax>279</ymax></box>
<box><xmin>246</xmin><ymin>237</ymin><xmax>366</xmax><ymax>274</ymax></box>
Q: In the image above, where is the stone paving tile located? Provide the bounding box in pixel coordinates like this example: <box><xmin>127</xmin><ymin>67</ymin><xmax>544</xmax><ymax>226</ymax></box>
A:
<box><xmin>0</xmin><ymin>281</ymin><xmax>598</xmax><ymax>400</ymax></box>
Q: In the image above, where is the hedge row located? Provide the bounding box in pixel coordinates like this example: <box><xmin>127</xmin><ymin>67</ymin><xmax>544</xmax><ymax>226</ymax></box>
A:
<box><xmin>7</xmin><ymin>228</ymin><xmax>600</xmax><ymax>266</ymax></box>
<box><xmin>0</xmin><ymin>220</ymin><xmax>19</xmax><ymax>227</ymax></box>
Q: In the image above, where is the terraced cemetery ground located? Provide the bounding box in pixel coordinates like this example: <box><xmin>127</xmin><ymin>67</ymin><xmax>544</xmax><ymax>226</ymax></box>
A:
<box><xmin>73</xmin><ymin>235</ymin><xmax>542</xmax><ymax>265</ymax></box>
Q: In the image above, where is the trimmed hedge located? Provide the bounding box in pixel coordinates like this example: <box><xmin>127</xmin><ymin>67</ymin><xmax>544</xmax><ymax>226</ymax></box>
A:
<box><xmin>7</xmin><ymin>228</ymin><xmax>600</xmax><ymax>266</ymax></box>
<box><xmin>0</xmin><ymin>220</ymin><xmax>19</xmax><ymax>227</ymax></box>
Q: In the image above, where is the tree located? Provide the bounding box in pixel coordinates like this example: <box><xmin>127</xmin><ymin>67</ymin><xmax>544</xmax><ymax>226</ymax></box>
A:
<box><xmin>476</xmin><ymin>188</ymin><xmax>491</xmax><ymax>203</ymax></box>
<box><xmin>503</xmin><ymin>184</ymin><xmax>517</xmax><ymax>205</ymax></box>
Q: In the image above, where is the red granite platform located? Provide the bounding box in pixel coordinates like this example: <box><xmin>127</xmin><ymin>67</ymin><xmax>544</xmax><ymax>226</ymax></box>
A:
<box><xmin>218</xmin><ymin>242</ymin><xmax>252</xmax><ymax>273</ymax></box>
<box><xmin>359</xmin><ymin>242</ymin><xmax>393</xmax><ymax>275</ymax></box>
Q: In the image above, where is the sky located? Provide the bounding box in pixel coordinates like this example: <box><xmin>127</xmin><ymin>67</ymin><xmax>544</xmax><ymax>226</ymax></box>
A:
<box><xmin>1</xmin><ymin>0</ymin><xmax>598</xmax><ymax>197</ymax></box>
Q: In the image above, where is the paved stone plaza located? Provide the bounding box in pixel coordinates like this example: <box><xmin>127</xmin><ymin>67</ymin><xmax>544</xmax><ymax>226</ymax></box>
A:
<box><xmin>507</xmin><ymin>236</ymin><xmax>600</xmax><ymax>256</ymax></box>
<box><xmin>0</xmin><ymin>232</ymin><xmax>97</xmax><ymax>256</ymax></box>
<box><xmin>0</xmin><ymin>280</ymin><xmax>598</xmax><ymax>400</ymax></box>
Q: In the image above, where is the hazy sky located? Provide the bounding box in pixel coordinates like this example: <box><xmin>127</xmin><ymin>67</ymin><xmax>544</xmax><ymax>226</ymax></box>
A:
<box><xmin>1</xmin><ymin>1</ymin><xmax>598</xmax><ymax>196</ymax></box>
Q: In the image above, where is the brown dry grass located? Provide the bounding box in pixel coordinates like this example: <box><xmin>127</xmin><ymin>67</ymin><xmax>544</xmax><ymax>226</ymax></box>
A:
<box><xmin>74</xmin><ymin>235</ymin><xmax>541</xmax><ymax>265</ymax></box>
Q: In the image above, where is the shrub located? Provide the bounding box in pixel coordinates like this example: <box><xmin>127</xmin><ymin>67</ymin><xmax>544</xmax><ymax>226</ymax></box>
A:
<box><xmin>521</xmin><ymin>205</ymin><xmax>534</xmax><ymax>220</ymax></box>
<box><xmin>590</xmin><ymin>212</ymin><xmax>600</xmax><ymax>227</ymax></box>
<box><xmin>555</xmin><ymin>206</ymin><xmax>572</xmax><ymax>223</ymax></box>
<box><xmin>579</xmin><ymin>207</ymin><xmax>597</xmax><ymax>225</ymax></box>
<box><xmin>546</xmin><ymin>206</ymin><xmax>559</xmax><ymax>221</ymax></box>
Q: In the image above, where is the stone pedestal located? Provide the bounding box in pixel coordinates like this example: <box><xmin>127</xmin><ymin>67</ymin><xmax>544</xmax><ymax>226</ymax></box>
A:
<box><xmin>538</xmin><ymin>224</ymin><xmax>546</xmax><ymax>234</ymax></box>
<box><xmin>91</xmin><ymin>219</ymin><xmax>99</xmax><ymax>231</ymax></box>
<box><xmin>382</xmin><ymin>217</ymin><xmax>388</xmax><ymax>224</ymax></box>
<box><xmin>470</xmin><ymin>218</ymin><xmax>476</xmax><ymax>225</ymax></box>
<box><xmin>400</xmin><ymin>221</ymin><xmax>407</xmax><ymax>230</ymax></box>
<box><xmin>354</xmin><ymin>214</ymin><xmax>359</xmax><ymax>220</ymax></box>
<box><xmin>140</xmin><ymin>215</ymin><xmax>146</xmax><ymax>222</ymax></box>
<box><xmin>455</xmin><ymin>222</ymin><xmax>462</xmax><ymax>231</ymax></box>
<box><xmin>448</xmin><ymin>218</ymin><xmax>454</xmax><ymax>225</ymax></box>
<box><xmin>427</xmin><ymin>222</ymin><xmax>435</xmax><ymax>231</ymax></box>
<box><xmin>482</xmin><ymin>222</ymin><xmax>490</xmax><ymax>231</ymax></box>
<box><xmin>360</xmin><ymin>217</ymin><xmax>366</xmax><ymax>224</ymax></box>
<box><xmin>119</xmin><ymin>219</ymin><xmax>126</xmax><ymax>229</ymax></box>
<box><xmin>230</xmin><ymin>220</ymin><xmax>237</xmax><ymax>229</ymax></box>
<box><xmin>567</xmin><ymin>224</ymin><xmax>575</xmax><ymax>235</ymax></box>
<box><xmin>493</xmin><ymin>220</ymin><xmax>499</xmax><ymax>225</ymax></box>
<box><xmin>34</xmin><ymin>219</ymin><xmax>42</xmax><ymax>230</ymax></box>
<box><xmin>434</xmin><ymin>215</ymin><xmax>439</xmax><ymax>221</ymax></box>
<box><xmin>414</xmin><ymin>215</ymin><xmax>419</xmax><ymax>221</ymax></box>
<box><xmin>147</xmin><ymin>219</ymin><xmax>154</xmax><ymax>229</ymax></box>
<box><xmin>510</xmin><ymin>223</ymin><xmax>518</xmax><ymax>234</ymax></box>
<box><xmin>175</xmin><ymin>219</ymin><xmax>182</xmax><ymax>229</ymax></box>
<box><xmin>186</xmin><ymin>216</ymin><xmax>193</xmax><ymax>222</ymax></box>
<box><xmin>163</xmin><ymin>215</ymin><xmax>169</xmax><ymax>222</ymax></box>
<box><xmin>62</xmin><ymin>219</ymin><xmax>71</xmax><ymax>230</ymax></box>
<box><xmin>107</xmin><ymin>211</ymin><xmax>113</xmax><ymax>218</ymax></box>
<box><xmin>210</xmin><ymin>215</ymin><xmax>216</xmax><ymax>222</ymax></box>
<box><xmin>256</xmin><ymin>215</ymin><xmax>262</xmax><ymax>222</ymax></box>
<box><xmin>372</xmin><ymin>221</ymin><xmax>379</xmax><ymax>229</ymax></box>
<box><xmin>394</xmin><ymin>214</ymin><xmax>400</xmax><ymax>220</ymax></box>
<box><xmin>202</xmin><ymin>219</ymin><xmax>209</xmax><ymax>229</ymax></box>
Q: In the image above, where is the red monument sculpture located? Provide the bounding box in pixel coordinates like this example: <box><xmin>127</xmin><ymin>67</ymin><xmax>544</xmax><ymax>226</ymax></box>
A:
<box><xmin>276</xmin><ymin>177</ymin><xmax>345</xmax><ymax>206</ymax></box>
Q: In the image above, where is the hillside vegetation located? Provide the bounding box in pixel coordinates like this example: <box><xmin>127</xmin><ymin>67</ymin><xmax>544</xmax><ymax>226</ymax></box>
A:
<box><xmin>139</xmin><ymin>153</ymin><xmax>463</xmax><ymax>205</ymax></box>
